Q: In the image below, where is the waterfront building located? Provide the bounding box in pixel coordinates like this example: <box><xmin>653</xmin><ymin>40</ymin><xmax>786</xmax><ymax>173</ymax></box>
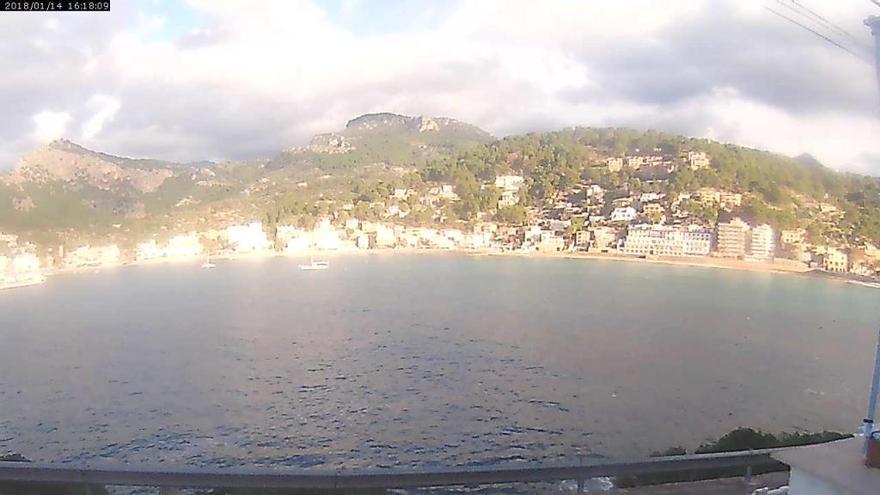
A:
<box><xmin>375</xmin><ymin>224</ymin><xmax>397</xmax><ymax>247</ymax></box>
<box><xmin>166</xmin><ymin>234</ymin><xmax>203</xmax><ymax>258</ymax></box>
<box><xmin>355</xmin><ymin>234</ymin><xmax>370</xmax><ymax>250</ymax></box>
<box><xmin>590</xmin><ymin>226</ymin><xmax>618</xmax><ymax>251</ymax></box>
<box><xmin>575</xmin><ymin>230</ymin><xmax>591</xmax><ymax>247</ymax></box>
<box><xmin>780</xmin><ymin>228</ymin><xmax>806</xmax><ymax>246</ymax></box>
<box><xmin>344</xmin><ymin>218</ymin><xmax>360</xmax><ymax>231</ymax></box>
<box><xmin>65</xmin><ymin>245</ymin><xmax>121</xmax><ymax>268</ymax></box>
<box><xmin>822</xmin><ymin>248</ymin><xmax>848</xmax><ymax>272</ymax></box>
<box><xmin>442</xmin><ymin>229</ymin><xmax>464</xmax><ymax>245</ymax></box>
<box><xmin>136</xmin><ymin>240</ymin><xmax>163</xmax><ymax>261</ymax></box>
<box><xmin>716</xmin><ymin>218</ymin><xmax>750</xmax><ymax>258</ymax></box>
<box><xmin>284</xmin><ymin>235</ymin><xmax>310</xmax><ymax>253</ymax></box>
<box><xmin>5</xmin><ymin>253</ymin><xmax>43</xmax><ymax>284</ymax></box>
<box><xmin>226</xmin><ymin>223</ymin><xmax>272</xmax><ymax>253</ymax></box>
<box><xmin>313</xmin><ymin>229</ymin><xmax>342</xmax><ymax>250</ymax></box>
<box><xmin>748</xmin><ymin>224</ymin><xmax>775</xmax><ymax>262</ymax></box>
<box><xmin>524</xmin><ymin>225</ymin><xmax>543</xmax><ymax>243</ymax></box>
<box><xmin>276</xmin><ymin>225</ymin><xmax>304</xmax><ymax>243</ymax></box>
<box><xmin>460</xmin><ymin>232</ymin><xmax>491</xmax><ymax>250</ymax></box>
<box><xmin>622</xmin><ymin>224</ymin><xmax>712</xmax><ymax>257</ymax></box>
<box><xmin>537</xmin><ymin>232</ymin><xmax>565</xmax><ymax>252</ymax></box>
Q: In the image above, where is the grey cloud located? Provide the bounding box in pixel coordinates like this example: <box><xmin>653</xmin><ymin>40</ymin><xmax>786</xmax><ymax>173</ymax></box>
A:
<box><xmin>0</xmin><ymin>0</ymin><xmax>877</xmax><ymax>173</ymax></box>
<box><xmin>567</xmin><ymin>3</ymin><xmax>875</xmax><ymax>117</ymax></box>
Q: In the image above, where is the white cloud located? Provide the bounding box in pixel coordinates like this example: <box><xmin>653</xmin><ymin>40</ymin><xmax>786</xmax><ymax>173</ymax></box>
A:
<box><xmin>0</xmin><ymin>0</ymin><xmax>878</xmax><ymax>172</ymax></box>
<box><xmin>81</xmin><ymin>95</ymin><xmax>121</xmax><ymax>140</ymax></box>
<box><xmin>31</xmin><ymin>111</ymin><xmax>71</xmax><ymax>142</ymax></box>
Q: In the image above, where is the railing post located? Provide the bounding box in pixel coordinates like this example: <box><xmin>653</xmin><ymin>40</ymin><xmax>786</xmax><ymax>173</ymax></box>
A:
<box><xmin>744</xmin><ymin>464</ymin><xmax>753</xmax><ymax>484</ymax></box>
<box><xmin>576</xmin><ymin>478</ymin><xmax>584</xmax><ymax>492</ymax></box>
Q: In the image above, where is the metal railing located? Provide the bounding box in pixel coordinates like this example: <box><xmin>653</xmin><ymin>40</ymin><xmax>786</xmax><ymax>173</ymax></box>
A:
<box><xmin>0</xmin><ymin>447</ymin><xmax>788</xmax><ymax>492</ymax></box>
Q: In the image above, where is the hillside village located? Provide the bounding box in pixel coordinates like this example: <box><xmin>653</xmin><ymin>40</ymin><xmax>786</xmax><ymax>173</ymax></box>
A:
<box><xmin>1</xmin><ymin>117</ymin><xmax>880</xmax><ymax>289</ymax></box>
<box><xmin>0</xmin><ymin>143</ymin><xmax>872</xmax><ymax>289</ymax></box>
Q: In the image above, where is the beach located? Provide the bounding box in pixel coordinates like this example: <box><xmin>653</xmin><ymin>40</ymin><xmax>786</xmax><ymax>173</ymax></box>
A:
<box><xmin>12</xmin><ymin>246</ymin><xmax>878</xmax><ymax>291</ymax></box>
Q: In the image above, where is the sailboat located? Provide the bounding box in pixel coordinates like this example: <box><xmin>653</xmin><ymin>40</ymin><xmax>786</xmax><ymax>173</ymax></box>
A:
<box><xmin>201</xmin><ymin>255</ymin><xmax>216</xmax><ymax>269</ymax></box>
<box><xmin>299</xmin><ymin>256</ymin><xmax>329</xmax><ymax>270</ymax></box>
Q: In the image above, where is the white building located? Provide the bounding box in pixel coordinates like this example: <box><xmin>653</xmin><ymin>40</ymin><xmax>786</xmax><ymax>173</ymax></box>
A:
<box><xmin>8</xmin><ymin>253</ymin><xmax>42</xmax><ymax>282</ymax></box>
<box><xmin>284</xmin><ymin>236</ymin><xmax>310</xmax><ymax>253</ymax></box>
<box><xmin>605</xmin><ymin>157</ymin><xmax>623</xmax><ymax>172</ymax></box>
<box><xmin>781</xmin><ymin>229</ymin><xmax>806</xmax><ymax>246</ymax></box>
<box><xmin>749</xmin><ymin>224</ymin><xmax>776</xmax><ymax>262</ymax></box>
<box><xmin>65</xmin><ymin>245</ymin><xmax>121</xmax><ymax>267</ymax></box>
<box><xmin>697</xmin><ymin>188</ymin><xmax>742</xmax><ymax>209</ymax></box>
<box><xmin>313</xmin><ymin>229</ymin><xmax>342</xmax><ymax>250</ymax></box>
<box><xmin>226</xmin><ymin>223</ymin><xmax>272</xmax><ymax>253</ymax></box>
<box><xmin>639</xmin><ymin>192</ymin><xmax>666</xmax><ymax>203</ymax></box>
<box><xmin>494</xmin><ymin>175</ymin><xmax>525</xmax><ymax>190</ymax></box>
<box><xmin>717</xmin><ymin>218</ymin><xmax>750</xmax><ymax>258</ymax></box>
<box><xmin>392</xmin><ymin>188</ymin><xmax>411</xmax><ymax>200</ymax></box>
<box><xmin>460</xmin><ymin>232</ymin><xmax>491</xmax><ymax>250</ymax></box>
<box><xmin>585</xmin><ymin>185</ymin><xmax>605</xmax><ymax>199</ymax></box>
<box><xmin>166</xmin><ymin>234</ymin><xmax>203</xmax><ymax>258</ymax></box>
<box><xmin>823</xmin><ymin>248</ymin><xmax>848</xmax><ymax>272</ymax></box>
<box><xmin>590</xmin><ymin>227</ymin><xmax>618</xmax><ymax>251</ymax></box>
<box><xmin>498</xmin><ymin>189</ymin><xmax>520</xmax><ymax>208</ymax></box>
<box><xmin>524</xmin><ymin>225</ymin><xmax>543</xmax><ymax>243</ymax></box>
<box><xmin>610</xmin><ymin>207</ymin><xmax>637</xmax><ymax>223</ymax></box>
<box><xmin>686</xmin><ymin>151</ymin><xmax>711</xmax><ymax>170</ymax></box>
<box><xmin>355</xmin><ymin>234</ymin><xmax>370</xmax><ymax>250</ymax></box>
<box><xmin>136</xmin><ymin>240</ymin><xmax>163</xmax><ymax>261</ymax></box>
<box><xmin>375</xmin><ymin>224</ymin><xmax>397</xmax><ymax>247</ymax></box>
<box><xmin>538</xmin><ymin>232</ymin><xmax>565</xmax><ymax>252</ymax></box>
<box><xmin>623</xmin><ymin>224</ymin><xmax>711</xmax><ymax>257</ymax></box>
<box><xmin>344</xmin><ymin>218</ymin><xmax>360</xmax><ymax>231</ymax></box>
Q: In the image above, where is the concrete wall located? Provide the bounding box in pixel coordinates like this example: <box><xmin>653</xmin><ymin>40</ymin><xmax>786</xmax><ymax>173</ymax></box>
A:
<box><xmin>789</xmin><ymin>469</ymin><xmax>848</xmax><ymax>495</ymax></box>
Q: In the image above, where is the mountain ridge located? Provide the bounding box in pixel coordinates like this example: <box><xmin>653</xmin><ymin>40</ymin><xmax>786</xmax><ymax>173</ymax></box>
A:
<box><xmin>3</xmin><ymin>115</ymin><xmax>880</xmax><ymax>254</ymax></box>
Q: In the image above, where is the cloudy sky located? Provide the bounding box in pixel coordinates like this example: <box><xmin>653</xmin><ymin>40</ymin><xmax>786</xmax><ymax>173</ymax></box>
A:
<box><xmin>1</xmin><ymin>0</ymin><xmax>878</xmax><ymax>172</ymax></box>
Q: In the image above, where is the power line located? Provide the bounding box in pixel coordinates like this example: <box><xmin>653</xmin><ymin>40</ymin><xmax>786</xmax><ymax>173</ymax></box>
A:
<box><xmin>767</xmin><ymin>6</ymin><xmax>873</xmax><ymax>63</ymax></box>
<box><xmin>783</xmin><ymin>0</ymin><xmax>870</xmax><ymax>50</ymax></box>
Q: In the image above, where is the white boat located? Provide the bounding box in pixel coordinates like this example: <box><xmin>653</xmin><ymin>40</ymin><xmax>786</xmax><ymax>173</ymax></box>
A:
<box><xmin>299</xmin><ymin>257</ymin><xmax>329</xmax><ymax>270</ymax></box>
<box><xmin>201</xmin><ymin>256</ymin><xmax>216</xmax><ymax>269</ymax></box>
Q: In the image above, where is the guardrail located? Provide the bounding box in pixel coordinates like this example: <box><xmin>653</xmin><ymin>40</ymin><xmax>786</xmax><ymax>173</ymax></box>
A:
<box><xmin>0</xmin><ymin>447</ymin><xmax>788</xmax><ymax>492</ymax></box>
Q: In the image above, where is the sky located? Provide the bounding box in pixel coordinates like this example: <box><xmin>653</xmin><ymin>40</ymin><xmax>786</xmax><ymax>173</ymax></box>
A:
<box><xmin>0</xmin><ymin>0</ymin><xmax>879</xmax><ymax>173</ymax></box>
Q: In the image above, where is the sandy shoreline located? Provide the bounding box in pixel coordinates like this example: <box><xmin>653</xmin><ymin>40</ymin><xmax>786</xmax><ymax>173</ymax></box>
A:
<box><xmin>7</xmin><ymin>247</ymin><xmax>878</xmax><ymax>291</ymax></box>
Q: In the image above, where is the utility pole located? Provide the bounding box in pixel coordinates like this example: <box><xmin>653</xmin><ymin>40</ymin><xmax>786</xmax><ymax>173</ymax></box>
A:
<box><xmin>863</xmin><ymin>15</ymin><xmax>880</xmax><ymax>451</ymax></box>
<box><xmin>867</xmin><ymin>17</ymin><xmax>880</xmax><ymax>95</ymax></box>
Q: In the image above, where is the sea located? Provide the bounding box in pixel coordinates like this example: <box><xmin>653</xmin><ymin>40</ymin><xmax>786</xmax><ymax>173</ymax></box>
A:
<box><xmin>0</xmin><ymin>253</ymin><xmax>877</xmax><ymax>474</ymax></box>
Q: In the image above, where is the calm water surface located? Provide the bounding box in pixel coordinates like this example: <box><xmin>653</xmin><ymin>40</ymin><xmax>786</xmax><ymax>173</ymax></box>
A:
<box><xmin>0</xmin><ymin>254</ymin><xmax>877</xmax><ymax>469</ymax></box>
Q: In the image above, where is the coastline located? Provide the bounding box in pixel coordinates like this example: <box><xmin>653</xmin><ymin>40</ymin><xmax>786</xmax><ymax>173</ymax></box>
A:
<box><xmin>7</xmin><ymin>247</ymin><xmax>878</xmax><ymax>291</ymax></box>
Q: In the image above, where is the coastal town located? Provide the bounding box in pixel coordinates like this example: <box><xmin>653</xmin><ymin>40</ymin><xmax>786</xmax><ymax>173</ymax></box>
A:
<box><xmin>0</xmin><ymin>148</ymin><xmax>871</xmax><ymax>290</ymax></box>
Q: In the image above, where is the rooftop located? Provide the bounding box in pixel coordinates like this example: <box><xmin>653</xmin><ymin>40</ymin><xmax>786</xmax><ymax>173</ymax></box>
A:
<box><xmin>773</xmin><ymin>437</ymin><xmax>880</xmax><ymax>495</ymax></box>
